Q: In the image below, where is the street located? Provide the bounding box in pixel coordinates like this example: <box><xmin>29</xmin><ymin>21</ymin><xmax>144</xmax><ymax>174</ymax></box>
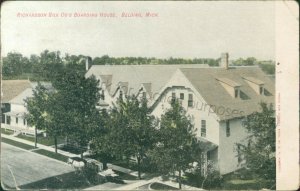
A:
<box><xmin>1</xmin><ymin>143</ymin><xmax>74</xmax><ymax>189</ymax></box>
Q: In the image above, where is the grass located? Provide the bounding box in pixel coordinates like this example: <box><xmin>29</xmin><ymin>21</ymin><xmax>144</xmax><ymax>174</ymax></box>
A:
<box><xmin>114</xmin><ymin>171</ymin><xmax>138</xmax><ymax>180</ymax></box>
<box><xmin>16</xmin><ymin>134</ymin><xmax>65</xmax><ymax>146</ymax></box>
<box><xmin>1</xmin><ymin>128</ymin><xmax>14</xmax><ymax>135</ymax></box>
<box><xmin>1</xmin><ymin>137</ymin><xmax>35</xmax><ymax>150</ymax></box>
<box><xmin>150</xmin><ymin>182</ymin><xmax>179</xmax><ymax>190</ymax></box>
<box><xmin>20</xmin><ymin>171</ymin><xmax>102</xmax><ymax>189</ymax></box>
<box><xmin>222</xmin><ymin>179</ymin><xmax>275</xmax><ymax>190</ymax></box>
<box><xmin>33</xmin><ymin>149</ymin><xmax>69</xmax><ymax>162</ymax></box>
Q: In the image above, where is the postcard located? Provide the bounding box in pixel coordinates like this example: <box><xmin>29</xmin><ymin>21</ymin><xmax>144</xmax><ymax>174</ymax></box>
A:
<box><xmin>1</xmin><ymin>1</ymin><xmax>298</xmax><ymax>190</ymax></box>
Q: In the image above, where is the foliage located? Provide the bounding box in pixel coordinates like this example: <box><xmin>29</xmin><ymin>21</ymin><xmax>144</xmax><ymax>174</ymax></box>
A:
<box><xmin>50</xmin><ymin>69</ymin><xmax>102</xmax><ymax>157</ymax></box>
<box><xmin>25</xmin><ymin>83</ymin><xmax>51</xmax><ymax>147</ymax></box>
<box><xmin>258</xmin><ymin>63</ymin><xmax>275</xmax><ymax>75</ymax></box>
<box><xmin>3</xmin><ymin>50</ymin><xmax>275</xmax><ymax>81</ymax></box>
<box><xmin>149</xmin><ymin>101</ymin><xmax>203</xmax><ymax>189</ymax></box>
<box><xmin>237</xmin><ymin>102</ymin><xmax>275</xmax><ymax>182</ymax></box>
<box><xmin>91</xmin><ymin>96</ymin><xmax>158</xmax><ymax>179</ymax></box>
<box><xmin>2</xmin><ymin>52</ymin><xmax>30</xmax><ymax>76</ymax></box>
<box><xmin>232</xmin><ymin>57</ymin><xmax>257</xmax><ymax>66</ymax></box>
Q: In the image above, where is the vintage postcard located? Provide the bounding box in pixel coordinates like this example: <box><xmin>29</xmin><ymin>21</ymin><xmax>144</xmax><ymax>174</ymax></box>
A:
<box><xmin>1</xmin><ymin>1</ymin><xmax>298</xmax><ymax>190</ymax></box>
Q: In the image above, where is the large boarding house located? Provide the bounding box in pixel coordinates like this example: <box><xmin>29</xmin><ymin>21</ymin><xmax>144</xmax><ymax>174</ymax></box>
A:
<box><xmin>85</xmin><ymin>53</ymin><xmax>275</xmax><ymax>175</ymax></box>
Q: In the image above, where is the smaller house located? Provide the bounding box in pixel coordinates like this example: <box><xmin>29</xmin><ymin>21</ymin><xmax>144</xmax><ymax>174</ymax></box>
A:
<box><xmin>1</xmin><ymin>80</ymin><xmax>51</xmax><ymax>135</ymax></box>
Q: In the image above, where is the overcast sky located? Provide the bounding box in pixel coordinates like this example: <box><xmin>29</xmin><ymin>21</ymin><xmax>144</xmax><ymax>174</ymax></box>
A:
<box><xmin>1</xmin><ymin>1</ymin><xmax>276</xmax><ymax>60</ymax></box>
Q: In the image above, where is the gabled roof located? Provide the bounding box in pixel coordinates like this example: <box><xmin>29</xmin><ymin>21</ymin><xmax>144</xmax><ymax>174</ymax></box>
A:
<box><xmin>85</xmin><ymin>64</ymin><xmax>209</xmax><ymax>96</ymax></box>
<box><xmin>216</xmin><ymin>78</ymin><xmax>241</xmax><ymax>87</ymax></box>
<box><xmin>243</xmin><ymin>76</ymin><xmax>264</xmax><ymax>85</ymax></box>
<box><xmin>9</xmin><ymin>88</ymin><xmax>33</xmax><ymax>105</ymax></box>
<box><xmin>142</xmin><ymin>83</ymin><xmax>152</xmax><ymax>95</ymax></box>
<box><xmin>1</xmin><ymin>80</ymin><xmax>32</xmax><ymax>103</ymax></box>
<box><xmin>180</xmin><ymin>66</ymin><xmax>275</xmax><ymax>120</ymax></box>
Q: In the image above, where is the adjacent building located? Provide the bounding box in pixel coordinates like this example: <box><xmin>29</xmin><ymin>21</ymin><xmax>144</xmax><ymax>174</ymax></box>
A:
<box><xmin>1</xmin><ymin>80</ymin><xmax>50</xmax><ymax>135</ymax></box>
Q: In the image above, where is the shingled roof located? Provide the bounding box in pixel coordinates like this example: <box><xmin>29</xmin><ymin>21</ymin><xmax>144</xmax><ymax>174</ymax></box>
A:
<box><xmin>180</xmin><ymin>66</ymin><xmax>275</xmax><ymax>120</ymax></box>
<box><xmin>1</xmin><ymin>80</ymin><xmax>32</xmax><ymax>103</ymax></box>
<box><xmin>10</xmin><ymin>88</ymin><xmax>33</xmax><ymax>105</ymax></box>
<box><xmin>85</xmin><ymin>64</ymin><xmax>209</xmax><ymax>96</ymax></box>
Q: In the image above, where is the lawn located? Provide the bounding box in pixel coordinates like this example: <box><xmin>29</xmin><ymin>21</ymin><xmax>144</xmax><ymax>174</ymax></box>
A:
<box><xmin>1</xmin><ymin>137</ymin><xmax>35</xmax><ymax>150</ymax></box>
<box><xmin>33</xmin><ymin>149</ymin><xmax>69</xmax><ymax>163</ymax></box>
<box><xmin>136</xmin><ymin>182</ymin><xmax>179</xmax><ymax>190</ymax></box>
<box><xmin>222</xmin><ymin>178</ymin><xmax>275</xmax><ymax>190</ymax></box>
<box><xmin>114</xmin><ymin>171</ymin><xmax>138</xmax><ymax>180</ymax></box>
<box><xmin>20</xmin><ymin>171</ymin><xmax>102</xmax><ymax>189</ymax></box>
<box><xmin>1</xmin><ymin>128</ymin><xmax>14</xmax><ymax>135</ymax></box>
<box><xmin>150</xmin><ymin>182</ymin><xmax>179</xmax><ymax>190</ymax></box>
<box><xmin>16</xmin><ymin>134</ymin><xmax>65</xmax><ymax>146</ymax></box>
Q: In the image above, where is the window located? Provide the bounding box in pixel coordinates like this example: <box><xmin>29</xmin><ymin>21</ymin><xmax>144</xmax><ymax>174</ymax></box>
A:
<box><xmin>7</xmin><ymin>116</ymin><xmax>11</xmax><ymax>125</ymax></box>
<box><xmin>23</xmin><ymin>119</ymin><xmax>26</xmax><ymax>126</ymax></box>
<box><xmin>101</xmin><ymin>90</ymin><xmax>105</xmax><ymax>100</ymax></box>
<box><xmin>226</xmin><ymin>121</ymin><xmax>230</xmax><ymax>137</ymax></box>
<box><xmin>260</xmin><ymin>86</ymin><xmax>264</xmax><ymax>95</ymax></box>
<box><xmin>207</xmin><ymin>151</ymin><xmax>211</xmax><ymax>160</ymax></box>
<box><xmin>234</xmin><ymin>89</ymin><xmax>239</xmax><ymax>98</ymax></box>
<box><xmin>142</xmin><ymin>92</ymin><xmax>147</xmax><ymax>99</ymax></box>
<box><xmin>201</xmin><ymin>120</ymin><xmax>206</xmax><ymax>137</ymax></box>
<box><xmin>16</xmin><ymin>117</ymin><xmax>18</xmax><ymax>124</ymax></box>
<box><xmin>171</xmin><ymin>92</ymin><xmax>176</xmax><ymax>103</ymax></box>
<box><xmin>180</xmin><ymin>93</ymin><xmax>184</xmax><ymax>100</ymax></box>
<box><xmin>188</xmin><ymin>94</ymin><xmax>193</xmax><ymax>107</ymax></box>
<box><xmin>237</xmin><ymin>145</ymin><xmax>242</xmax><ymax>163</ymax></box>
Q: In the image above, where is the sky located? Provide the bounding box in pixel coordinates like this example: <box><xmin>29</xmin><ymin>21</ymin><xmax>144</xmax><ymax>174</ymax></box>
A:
<box><xmin>1</xmin><ymin>1</ymin><xmax>276</xmax><ymax>60</ymax></box>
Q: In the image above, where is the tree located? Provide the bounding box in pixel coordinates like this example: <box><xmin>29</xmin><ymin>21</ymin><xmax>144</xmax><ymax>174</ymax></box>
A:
<box><xmin>25</xmin><ymin>83</ymin><xmax>49</xmax><ymax>148</ymax></box>
<box><xmin>51</xmin><ymin>69</ymin><xmax>101</xmax><ymax>158</ymax></box>
<box><xmin>39</xmin><ymin>50</ymin><xmax>63</xmax><ymax>80</ymax></box>
<box><xmin>150</xmin><ymin>101</ymin><xmax>202</xmax><ymax>189</ymax></box>
<box><xmin>2</xmin><ymin>52</ymin><xmax>27</xmax><ymax>78</ymax></box>
<box><xmin>91</xmin><ymin>96</ymin><xmax>158</xmax><ymax>179</ymax></box>
<box><xmin>237</xmin><ymin>102</ymin><xmax>275</xmax><ymax>182</ymax></box>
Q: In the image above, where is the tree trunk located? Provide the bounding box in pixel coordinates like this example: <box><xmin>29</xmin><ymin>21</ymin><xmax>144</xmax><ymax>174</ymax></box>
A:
<box><xmin>201</xmin><ymin>176</ymin><xmax>207</xmax><ymax>189</ymax></box>
<box><xmin>178</xmin><ymin>169</ymin><xmax>182</xmax><ymax>189</ymax></box>
<box><xmin>35</xmin><ymin>127</ymin><xmax>38</xmax><ymax>148</ymax></box>
<box><xmin>54</xmin><ymin>136</ymin><xmax>58</xmax><ymax>153</ymax></box>
<box><xmin>137</xmin><ymin>156</ymin><xmax>141</xmax><ymax>180</ymax></box>
<box><xmin>81</xmin><ymin>151</ymin><xmax>84</xmax><ymax>159</ymax></box>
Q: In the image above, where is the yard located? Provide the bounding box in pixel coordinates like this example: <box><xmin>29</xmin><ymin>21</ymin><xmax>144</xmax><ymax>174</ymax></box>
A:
<box><xmin>16</xmin><ymin>134</ymin><xmax>65</xmax><ymax>146</ymax></box>
<box><xmin>1</xmin><ymin>137</ymin><xmax>35</xmax><ymax>150</ymax></box>
<box><xmin>33</xmin><ymin>149</ymin><xmax>69</xmax><ymax>163</ymax></box>
<box><xmin>1</xmin><ymin>128</ymin><xmax>14</xmax><ymax>135</ymax></box>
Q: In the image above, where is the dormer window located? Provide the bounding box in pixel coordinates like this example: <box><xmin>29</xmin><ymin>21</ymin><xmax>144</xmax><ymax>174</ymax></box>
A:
<box><xmin>217</xmin><ymin>78</ymin><xmax>241</xmax><ymax>99</ymax></box>
<box><xmin>259</xmin><ymin>86</ymin><xmax>264</xmax><ymax>95</ymax></box>
<box><xmin>243</xmin><ymin>77</ymin><xmax>264</xmax><ymax>95</ymax></box>
<box><xmin>234</xmin><ymin>89</ymin><xmax>239</xmax><ymax>98</ymax></box>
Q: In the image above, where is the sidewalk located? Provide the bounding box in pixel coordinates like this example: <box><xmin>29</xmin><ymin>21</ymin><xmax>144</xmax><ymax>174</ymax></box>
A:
<box><xmin>1</xmin><ymin>134</ymin><xmax>79</xmax><ymax>158</ymax></box>
<box><xmin>2</xmin><ymin>133</ymin><xmax>204</xmax><ymax>190</ymax></box>
<box><xmin>107</xmin><ymin>163</ymin><xmax>146</xmax><ymax>178</ymax></box>
<box><xmin>114</xmin><ymin>176</ymin><xmax>204</xmax><ymax>190</ymax></box>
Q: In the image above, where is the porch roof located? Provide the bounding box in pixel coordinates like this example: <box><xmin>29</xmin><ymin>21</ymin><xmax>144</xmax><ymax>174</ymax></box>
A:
<box><xmin>197</xmin><ymin>137</ymin><xmax>218</xmax><ymax>151</ymax></box>
<box><xmin>4</xmin><ymin>111</ymin><xmax>27</xmax><ymax>117</ymax></box>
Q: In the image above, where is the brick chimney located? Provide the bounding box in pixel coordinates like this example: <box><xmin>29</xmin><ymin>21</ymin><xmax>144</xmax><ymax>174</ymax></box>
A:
<box><xmin>220</xmin><ymin>53</ymin><xmax>229</xmax><ymax>69</ymax></box>
<box><xmin>85</xmin><ymin>57</ymin><xmax>92</xmax><ymax>71</ymax></box>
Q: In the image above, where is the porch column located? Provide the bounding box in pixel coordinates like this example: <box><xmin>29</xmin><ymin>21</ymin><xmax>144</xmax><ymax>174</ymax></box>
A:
<box><xmin>4</xmin><ymin>114</ymin><xmax>7</xmax><ymax>124</ymax></box>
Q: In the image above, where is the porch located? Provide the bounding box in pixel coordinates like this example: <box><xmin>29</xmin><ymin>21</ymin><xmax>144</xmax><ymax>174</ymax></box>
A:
<box><xmin>1</xmin><ymin>123</ymin><xmax>43</xmax><ymax>136</ymax></box>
